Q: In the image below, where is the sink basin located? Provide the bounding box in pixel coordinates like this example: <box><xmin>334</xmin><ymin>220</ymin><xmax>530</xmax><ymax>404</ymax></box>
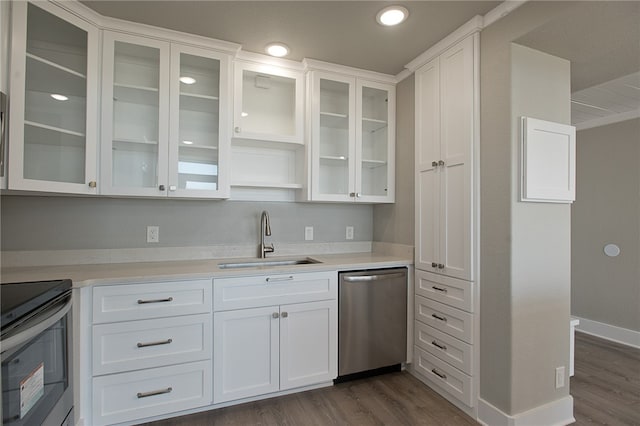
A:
<box><xmin>218</xmin><ymin>257</ymin><xmax>322</xmax><ymax>269</ymax></box>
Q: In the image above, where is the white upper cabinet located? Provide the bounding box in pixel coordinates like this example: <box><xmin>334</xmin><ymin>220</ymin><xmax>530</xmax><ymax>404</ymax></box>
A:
<box><xmin>8</xmin><ymin>1</ymin><xmax>99</xmax><ymax>194</ymax></box>
<box><xmin>309</xmin><ymin>71</ymin><xmax>395</xmax><ymax>203</ymax></box>
<box><xmin>415</xmin><ymin>34</ymin><xmax>476</xmax><ymax>281</ymax></box>
<box><xmin>101</xmin><ymin>32</ymin><xmax>230</xmax><ymax>198</ymax></box>
<box><xmin>233</xmin><ymin>61</ymin><xmax>304</xmax><ymax>145</ymax></box>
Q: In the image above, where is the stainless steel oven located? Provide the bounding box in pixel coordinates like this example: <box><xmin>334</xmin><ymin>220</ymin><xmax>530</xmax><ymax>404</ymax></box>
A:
<box><xmin>1</xmin><ymin>280</ymin><xmax>73</xmax><ymax>426</ymax></box>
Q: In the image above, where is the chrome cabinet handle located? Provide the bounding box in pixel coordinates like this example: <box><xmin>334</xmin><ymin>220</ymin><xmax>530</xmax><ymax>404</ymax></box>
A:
<box><xmin>432</xmin><ymin>286</ymin><xmax>448</xmax><ymax>293</ymax></box>
<box><xmin>431</xmin><ymin>340</ymin><xmax>447</xmax><ymax>351</ymax></box>
<box><xmin>169</xmin><ymin>185</ymin><xmax>177</xmax><ymax>191</ymax></box>
<box><xmin>272</xmin><ymin>312</ymin><xmax>280</xmax><ymax>319</ymax></box>
<box><xmin>137</xmin><ymin>387</ymin><xmax>172</xmax><ymax>398</ymax></box>
<box><xmin>281</xmin><ymin>312</ymin><xmax>288</xmax><ymax>318</ymax></box>
<box><xmin>88</xmin><ymin>181</ymin><xmax>97</xmax><ymax>188</ymax></box>
<box><xmin>266</xmin><ymin>276</ymin><xmax>294</xmax><ymax>282</ymax></box>
<box><xmin>137</xmin><ymin>297</ymin><xmax>173</xmax><ymax>304</ymax></box>
<box><xmin>349</xmin><ymin>192</ymin><xmax>356</xmax><ymax>197</ymax></box>
<box><xmin>432</xmin><ymin>313</ymin><xmax>447</xmax><ymax>322</ymax></box>
<box><xmin>431</xmin><ymin>262</ymin><xmax>438</xmax><ymax>268</ymax></box>
<box><xmin>159</xmin><ymin>185</ymin><xmax>166</xmax><ymax>191</ymax></box>
<box><xmin>438</xmin><ymin>160</ymin><xmax>445</xmax><ymax>166</ymax></box>
<box><xmin>431</xmin><ymin>161</ymin><xmax>438</xmax><ymax>167</ymax></box>
<box><xmin>432</xmin><ymin>369</ymin><xmax>447</xmax><ymax>380</ymax></box>
<box><xmin>137</xmin><ymin>338</ymin><xmax>173</xmax><ymax>348</ymax></box>
<box><xmin>343</xmin><ymin>272</ymin><xmax>406</xmax><ymax>282</ymax></box>
<box><xmin>438</xmin><ymin>264</ymin><xmax>445</xmax><ymax>269</ymax></box>
<box><xmin>235</xmin><ymin>126</ymin><xmax>241</xmax><ymax>133</ymax></box>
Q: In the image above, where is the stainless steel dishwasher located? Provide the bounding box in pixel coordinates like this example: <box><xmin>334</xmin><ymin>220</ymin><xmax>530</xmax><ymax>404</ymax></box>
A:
<box><xmin>337</xmin><ymin>268</ymin><xmax>407</xmax><ymax>380</ymax></box>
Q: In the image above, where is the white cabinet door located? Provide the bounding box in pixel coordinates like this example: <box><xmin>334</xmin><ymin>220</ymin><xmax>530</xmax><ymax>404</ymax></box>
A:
<box><xmin>356</xmin><ymin>80</ymin><xmax>395</xmax><ymax>203</ymax></box>
<box><xmin>101</xmin><ymin>31</ymin><xmax>170</xmax><ymax>197</ymax></box>
<box><xmin>310</xmin><ymin>72</ymin><xmax>356</xmax><ymax>202</ymax></box>
<box><xmin>415</xmin><ymin>35</ymin><xmax>475</xmax><ymax>281</ymax></box>
<box><xmin>279</xmin><ymin>300</ymin><xmax>337</xmax><ymax>390</ymax></box>
<box><xmin>8</xmin><ymin>1</ymin><xmax>99</xmax><ymax>194</ymax></box>
<box><xmin>213</xmin><ymin>306</ymin><xmax>279</xmax><ymax>403</ymax></box>
<box><xmin>439</xmin><ymin>36</ymin><xmax>474</xmax><ymax>281</ymax></box>
<box><xmin>168</xmin><ymin>44</ymin><xmax>231</xmax><ymax>198</ymax></box>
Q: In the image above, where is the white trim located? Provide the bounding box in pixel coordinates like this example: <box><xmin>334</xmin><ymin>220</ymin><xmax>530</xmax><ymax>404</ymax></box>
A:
<box><xmin>482</xmin><ymin>1</ymin><xmax>529</xmax><ymax>28</ymax></box>
<box><xmin>478</xmin><ymin>396</ymin><xmax>574</xmax><ymax>426</ymax></box>
<box><xmin>574</xmin><ymin>109</ymin><xmax>640</xmax><ymax>131</ymax></box>
<box><xmin>235</xmin><ymin>50</ymin><xmax>306</xmax><ymax>71</ymax></box>
<box><xmin>403</xmin><ymin>15</ymin><xmax>483</xmax><ymax>74</ymax></box>
<box><xmin>303</xmin><ymin>58</ymin><xmax>396</xmax><ymax>84</ymax></box>
<box><xmin>573</xmin><ymin>316</ymin><xmax>640</xmax><ymax>349</ymax></box>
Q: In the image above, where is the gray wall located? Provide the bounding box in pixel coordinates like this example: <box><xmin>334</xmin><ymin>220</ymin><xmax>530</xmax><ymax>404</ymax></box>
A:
<box><xmin>373</xmin><ymin>74</ymin><xmax>415</xmax><ymax>246</ymax></box>
<box><xmin>0</xmin><ymin>196</ymin><xmax>372</xmax><ymax>250</ymax></box>
<box><xmin>572</xmin><ymin>118</ymin><xmax>640</xmax><ymax>332</ymax></box>
<box><xmin>480</xmin><ymin>1</ymin><xmax>575</xmax><ymax>416</ymax></box>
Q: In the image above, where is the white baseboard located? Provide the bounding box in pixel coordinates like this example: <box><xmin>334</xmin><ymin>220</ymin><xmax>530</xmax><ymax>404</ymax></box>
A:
<box><xmin>573</xmin><ymin>316</ymin><xmax>640</xmax><ymax>349</ymax></box>
<box><xmin>478</xmin><ymin>396</ymin><xmax>574</xmax><ymax>426</ymax></box>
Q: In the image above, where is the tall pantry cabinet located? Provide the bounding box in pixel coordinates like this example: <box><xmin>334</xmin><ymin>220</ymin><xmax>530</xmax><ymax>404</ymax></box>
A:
<box><xmin>412</xmin><ymin>33</ymin><xmax>479</xmax><ymax>415</ymax></box>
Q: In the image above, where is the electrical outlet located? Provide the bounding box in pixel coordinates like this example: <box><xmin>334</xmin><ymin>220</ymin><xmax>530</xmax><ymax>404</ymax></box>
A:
<box><xmin>346</xmin><ymin>226</ymin><xmax>354</xmax><ymax>240</ymax></box>
<box><xmin>146</xmin><ymin>226</ymin><xmax>159</xmax><ymax>243</ymax></box>
<box><xmin>305</xmin><ymin>226</ymin><xmax>314</xmax><ymax>241</ymax></box>
<box><xmin>555</xmin><ymin>366</ymin><xmax>565</xmax><ymax>389</ymax></box>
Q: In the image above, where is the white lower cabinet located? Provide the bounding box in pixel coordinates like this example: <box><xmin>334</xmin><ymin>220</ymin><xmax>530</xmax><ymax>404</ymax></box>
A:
<box><xmin>89</xmin><ymin>279</ymin><xmax>213</xmax><ymax>425</ymax></box>
<box><xmin>213</xmin><ymin>271</ymin><xmax>338</xmax><ymax>404</ymax></box>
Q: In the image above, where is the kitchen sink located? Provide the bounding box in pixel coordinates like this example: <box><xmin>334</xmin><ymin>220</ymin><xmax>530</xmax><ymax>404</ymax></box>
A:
<box><xmin>218</xmin><ymin>257</ymin><xmax>322</xmax><ymax>269</ymax></box>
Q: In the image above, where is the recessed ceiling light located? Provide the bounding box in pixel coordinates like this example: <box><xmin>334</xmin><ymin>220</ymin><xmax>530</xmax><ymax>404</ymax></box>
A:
<box><xmin>376</xmin><ymin>6</ymin><xmax>409</xmax><ymax>26</ymax></box>
<box><xmin>179</xmin><ymin>76</ymin><xmax>196</xmax><ymax>85</ymax></box>
<box><xmin>266</xmin><ymin>43</ymin><xmax>289</xmax><ymax>58</ymax></box>
<box><xmin>51</xmin><ymin>94</ymin><xmax>68</xmax><ymax>101</ymax></box>
<box><xmin>182</xmin><ymin>140</ymin><xmax>194</xmax><ymax>145</ymax></box>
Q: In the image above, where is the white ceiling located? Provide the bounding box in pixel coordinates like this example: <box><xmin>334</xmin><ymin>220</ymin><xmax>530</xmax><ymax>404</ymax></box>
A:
<box><xmin>80</xmin><ymin>1</ymin><xmax>500</xmax><ymax>76</ymax></box>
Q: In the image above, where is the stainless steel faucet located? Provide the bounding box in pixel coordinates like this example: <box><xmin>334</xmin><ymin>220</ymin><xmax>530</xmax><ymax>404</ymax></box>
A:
<box><xmin>259</xmin><ymin>210</ymin><xmax>275</xmax><ymax>258</ymax></box>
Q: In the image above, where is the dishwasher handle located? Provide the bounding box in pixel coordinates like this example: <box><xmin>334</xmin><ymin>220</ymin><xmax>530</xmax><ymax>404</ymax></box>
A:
<box><xmin>342</xmin><ymin>272</ymin><xmax>405</xmax><ymax>282</ymax></box>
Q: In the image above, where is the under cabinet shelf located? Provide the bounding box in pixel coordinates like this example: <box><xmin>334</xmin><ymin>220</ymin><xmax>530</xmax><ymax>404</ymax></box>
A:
<box><xmin>24</xmin><ymin>121</ymin><xmax>85</xmax><ymax>148</ymax></box>
<box><xmin>26</xmin><ymin>53</ymin><xmax>87</xmax><ymax>97</ymax></box>
<box><xmin>180</xmin><ymin>92</ymin><xmax>220</xmax><ymax>113</ymax></box>
<box><xmin>362</xmin><ymin>159</ymin><xmax>387</xmax><ymax>168</ymax></box>
<box><xmin>362</xmin><ymin>117</ymin><xmax>387</xmax><ymax>133</ymax></box>
<box><xmin>26</xmin><ymin>52</ymin><xmax>86</xmax><ymax>78</ymax></box>
<box><xmin>231</xmin><ymin>182</ymin><xmax>303</xmax><ymax>189</ymax></box>
<box><xmin>114</xmin><ymin>83</ymin><xmax>159</xmax><ymax>105</ymax></box>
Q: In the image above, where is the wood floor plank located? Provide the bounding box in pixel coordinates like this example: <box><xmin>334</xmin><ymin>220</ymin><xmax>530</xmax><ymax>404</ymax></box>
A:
<box><xmin>141</xmin><ymin>333</ymin><xmax>640</xmax><ymax>426</ymax></box>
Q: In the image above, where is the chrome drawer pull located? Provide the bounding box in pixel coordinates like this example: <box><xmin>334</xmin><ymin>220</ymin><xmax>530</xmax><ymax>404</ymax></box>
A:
<box><xmin>266</xmin><ymin>276</ymin><xmax>294</xmax><ymax>282</ymax></box>
<box><xmin>137</xmin><ymin>387</ymin><xmax>172</xmax><ymax>398</ymax></box>
<box><xmin>272</xmin><ymin>312</ymin><xmax>280</xmax><ymax>319</ymax></box>
<box><xmin>431</xmin><ymin>340</ymin><xmax>447</xmax><ymax>351</ymax></box>
<box><xmin>343</xmin><ymin>272</ymin><xmax>406</xmax><ymax>282</ymax></box>
<box><xmin>281</xmin><ymin>312</ymin><xmax>288</xmax><ymax>318</ymax></box>
<box><xmin>137</xmin><ymin>338</ymin><xmax>173</xmax><ymax>348</ymax></box>
<box><xmin>432</xmin><ymin>285</ymin><xmax>448</xmax><ymax>293</ymax></box>
<box><xmin>137</xmin><ymin>297</ymin><xmax>174</xmax><ymax>304</ymax></box>
<box><xmin>432</xmin><ymin>369</ymin><xmax>447</xmax><ymax>380</ymax></box>
<box><xmin>432</xmin><ymin>313</ymin><xmax>447</xmax><ymax>322</ymax></box>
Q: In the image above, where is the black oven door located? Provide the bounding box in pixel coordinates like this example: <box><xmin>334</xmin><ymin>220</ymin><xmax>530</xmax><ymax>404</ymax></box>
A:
<box><xmin>1</xmin><ymin>297</ymin><xmax>73</xmax><ymax>426</ymax></box>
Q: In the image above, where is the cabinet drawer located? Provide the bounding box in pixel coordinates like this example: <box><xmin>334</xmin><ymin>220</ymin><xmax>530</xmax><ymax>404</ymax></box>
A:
<box><xmin>214</xmin><ymin>271</ymin><xmax>337</xmax><ymax>311</ymax></box>
<box><xmin>415</xmin><ymin>270</ymin><xmax>474</xmax><ymax>313</ymax></box>
<box><xmin>92</xmin><ymin>360</ymin><xmax>211</xmax><ymax>426</ymax></box>
<box><xmin>415</xmin><ymin>321</ymin><xmax>472</xmax><ymax>375</ymax></box>
<box><xmin>414</xmin><ymin>346</ymin><xmax>473</xmax><ymax>407</ymax></box>
<box><xmin>93</xmin><ymin>279</ymin><xmax>212</xmax><ymax>323</ymax></box>
<box><xmin>415</xmin><ymin>296</ymin><xmax>473</xmax><ymax>343</ymax></box>
<box><xmin>92</xmin><ymin>314</ymin><xmax>212</xmax><ymax>376</ymax></box>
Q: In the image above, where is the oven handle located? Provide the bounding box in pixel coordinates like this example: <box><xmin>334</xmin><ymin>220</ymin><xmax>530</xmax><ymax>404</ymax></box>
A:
<box><xmin>1</xmin><ymin>296</ymin><xmax>72</xmax><ymax>353</ymax></box>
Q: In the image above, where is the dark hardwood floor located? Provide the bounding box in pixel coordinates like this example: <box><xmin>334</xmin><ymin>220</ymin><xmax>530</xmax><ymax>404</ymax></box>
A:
<box><xmin>143</xmin><ymin>333</ymin><xmax>640</xmax><ymax>426</ymax></box>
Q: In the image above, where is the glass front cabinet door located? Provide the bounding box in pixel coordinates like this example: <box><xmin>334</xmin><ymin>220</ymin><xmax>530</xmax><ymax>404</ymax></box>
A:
<box><xmin>8</xmin><ymin>1</ymin><xmax>99</xmax><ymax>194</ymax></box>
<box><xmin>101</xmin><ymin>32</ymin><xmax>230</xmax><ymax>198</ymax></box>
<box><xmin>310</xmin><ymin>72</ymin><xmax>395</xmax><ymax>203</ymax></box>
<box><xmin>101</xmin><ymin>32</ymin><xmax>169</xmax><ymax>197</ymax></box>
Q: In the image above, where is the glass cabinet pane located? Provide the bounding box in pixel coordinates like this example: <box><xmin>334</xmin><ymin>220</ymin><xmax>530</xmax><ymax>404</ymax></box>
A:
<box><xmin>110</xmin><ymin>42</ymin><xmax>160</xmax><ymax>189</ymax></box>
<box><xmin>23</xmin><ymin>3</ymin><xmax>87</xmax><ymax>184</ymax></box>
<box><xmin>360</xmin><ymin>86</ymin><xmax>389</xmax><ymax>197</ymax></box>
<box><xmin>239</xmin><ymin>69</ymin><xmax>296</xmax><ymax>137</ymax></box>
<box><xmin>318</xmin><ymin>79</ymin><xmax>350</xmax><ymax>195</ymax></box>
<box><xmin>177</xmin><ymin>53</ymin><xmax>220</xmax><ymax>191</ymax></box>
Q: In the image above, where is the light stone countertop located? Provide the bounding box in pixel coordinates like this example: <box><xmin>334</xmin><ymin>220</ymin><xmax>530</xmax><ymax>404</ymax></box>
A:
<box><xmin>0</xmin><ymin>252</ymin><xmax>413</xmax><ymax>287</ymax></box>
